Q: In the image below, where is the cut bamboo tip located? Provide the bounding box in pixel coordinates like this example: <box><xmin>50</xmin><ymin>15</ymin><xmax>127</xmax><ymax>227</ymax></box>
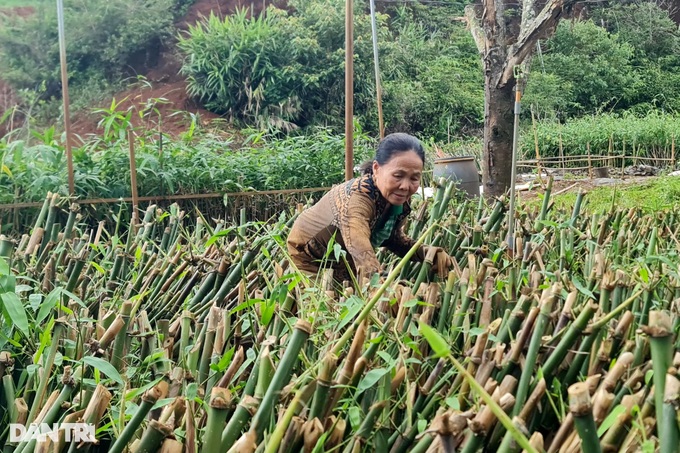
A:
<box><xmin>665</xmin><ymin>373</ymin><xmax>680</xmax><ymax>403</ymax></box>
<box><xmin>294</xmin><ymin>319</ymin><xmax>313</xmax><ymax>335</ymax></box>
<box><xmin>643</xmin><ymin>310</ymin><xmax>673</xmax><ymax>336</ymax></box>
<box><xmin>568</xmin><ymin>383</ymin><xmax>592</xmax><ymax>416</ymax></box>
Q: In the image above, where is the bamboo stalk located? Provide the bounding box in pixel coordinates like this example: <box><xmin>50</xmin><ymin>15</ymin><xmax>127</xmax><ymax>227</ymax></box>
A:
<box><xmin>568</xmin><ymin>382</ymin><xmax>602</xmax><ymax>453</ymax></box>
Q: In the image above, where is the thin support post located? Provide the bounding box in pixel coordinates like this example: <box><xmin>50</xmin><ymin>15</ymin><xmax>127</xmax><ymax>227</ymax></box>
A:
<box><xmin>506</xmin><ymin>68</ymin><xmax>525</xmax><ymax>257</ymax></box>
<box><xmin>531</xmin><ymin>107</ymin><xmax>543</xmax><ymax>188</ymax></box>
<box><xmin>344</xmin><ymin>0</ymin><xmax>354</xmax><ymax>181</ymax></box>
<box><xmin>56</xmin><ymin>0</ymin><xmax>74</xmax><ymax>196</ymax></box>
<box><xmin>587</xmin><ymin>143</ymin><xmax>592</xmax><ymax>179</ymax></box>
<box><xmin>672</xmin><ymin>135</ymin><xmax>676</xmax><ymax>168</ymax></box>
<box><xmin>369</xmin><ymin>0</ymin><xmax>384</xmax><ymax>139</ymax></box>
<box><xmin>128</xmin><ymin>130</ymin><xmax>140</xmax><ymax>233</ymax></box>
<box><xmin>559</xmin><ymin>125</ymin><xmax>565</xmax><ymax>174</ymax></box>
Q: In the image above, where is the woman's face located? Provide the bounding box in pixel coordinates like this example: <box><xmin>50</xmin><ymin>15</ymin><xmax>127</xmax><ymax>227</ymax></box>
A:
<box><xmin>372</xmin><ymin>150</ymin><xmax>423</xmax><ymax>205</ymax></box>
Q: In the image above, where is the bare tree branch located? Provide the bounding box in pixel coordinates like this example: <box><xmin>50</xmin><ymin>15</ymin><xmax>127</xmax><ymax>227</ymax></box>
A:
<box><xmin>464</xmin><ymin>5</ymin><xmax>485</xmax><ymax>54</ymax></box>
<box><xmin>521</xmin><ymin>0</ymin><xmax>540</xmax><ymax>29</ymax></box>
<box><xmin>499</xmin><ymin>0</ymin><xmax>579</xmax><ymax>86</ymax></box>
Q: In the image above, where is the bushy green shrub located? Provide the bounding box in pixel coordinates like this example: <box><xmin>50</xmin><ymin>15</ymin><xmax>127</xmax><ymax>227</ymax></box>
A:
<box><xmin>0</xmin><ymin>128</ymin><xmax>375</xmax><ymax>203</ymax></box>
<box><xmin>178</xmin><ymin>0</ymin><xmax>482</xmax><ymax>139</ymax></box>
<box><xmin>0</xmin><ymin>0</ymin><xmax>193</xmax><ymax>98</ymax></box>
<box><xmin>591</xmin><ymin>2</ymin><xmax>680</xmax><ymax>114</ymax></box>
<box><xmin>179</xmin><ymin>0</ymin><xmax>377</xmax><ymax>131</ymax></box>
<box><xmin>373</xmin><ymin>11</ymin><xmax>483</xmax><ymax>139</ymax></box>
<box><xmin>523</xmin><ymin>21</ymin><xmax>639</xmax><ymax>118</ymax></box>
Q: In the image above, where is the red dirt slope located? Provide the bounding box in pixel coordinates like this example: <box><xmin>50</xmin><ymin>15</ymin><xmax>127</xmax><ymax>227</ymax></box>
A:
<box><xmin>1</xmin><ymin>0</ymin><xmax>282</xmax><ymax>141</ymax></box>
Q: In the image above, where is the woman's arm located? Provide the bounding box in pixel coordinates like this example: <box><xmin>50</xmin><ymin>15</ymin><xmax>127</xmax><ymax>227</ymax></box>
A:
<box><xmin>337</xmin><ymin>192</ymin><xmax>382</xmax><ymax>276</ymax></box>
<box><xmin>382</xmin><ymin>218</ymin><xmax>426</xmax><ymax>261</ymax></box>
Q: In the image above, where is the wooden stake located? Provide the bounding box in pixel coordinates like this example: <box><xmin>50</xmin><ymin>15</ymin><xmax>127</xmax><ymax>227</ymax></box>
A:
<box><xmin>128</xmin><ymin>129</ymin><xmax>140</xmax><ymax>232</ymax></box>
<box><xmin>559</xmin><ymin>125</ymin><xmax>565</xmax><ymax>175</ymax></box>
<box><xmin>344</xmin><ymin>0</ymin><xmax>354</xmax><ymax>181</ymax></box>
<box><xmin>531</xmin><ymin>108</ymin><xmax>543</xmax><ymax>186</ymax></box>
<box><xmin>672</xmin><ymin>135</ymin><xmax>676</xmax><ymax>168</ymax></box>
<box><xmin>56</xmin><ymin>0</ymin><xmax>74</xmax><ymax>196</ymax></box>
<box><xmin>587</xmin><ymin>143</ymin><xmax>592</xmax><ymax>179</ymax></box>
<box><xmin>368</xmin><ymin>0</ymin><xmax>384</xmax><ymax>139</ymax></box>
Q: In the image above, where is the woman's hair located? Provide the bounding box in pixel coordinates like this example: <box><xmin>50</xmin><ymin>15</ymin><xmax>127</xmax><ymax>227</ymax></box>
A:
<box><xmin>360</xmin><ymin>133</ymin><xmax>425</xmax><ymax>175</ymax></box>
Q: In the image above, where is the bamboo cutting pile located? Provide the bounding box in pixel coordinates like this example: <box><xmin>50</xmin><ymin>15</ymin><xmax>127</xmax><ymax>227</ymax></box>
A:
<box><xmin>0</xmin><ymin>180</ymin><xmax>678</xmax><ymax>453</ymax></box>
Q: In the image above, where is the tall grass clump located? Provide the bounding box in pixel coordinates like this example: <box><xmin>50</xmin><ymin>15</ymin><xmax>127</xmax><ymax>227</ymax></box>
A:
<box><xmin>523</xmin><ymin>111</ymin><xmax>680</xmax><ymax>161</ymax></box>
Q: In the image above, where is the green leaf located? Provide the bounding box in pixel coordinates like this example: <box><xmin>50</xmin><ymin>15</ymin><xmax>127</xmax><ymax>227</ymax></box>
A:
<box><xmin>29</xmin><ymin>293</ymin><xmax>42</xmax><ymax>312</ymax></box>
<box><xmin>0</xmin><ymin>273</ymin><xmax>16</xmax><ymax>293</ymax></box>
<box><xmin>37</xmin><ymin>288</ymin><xmax>60</xmax><ymax>324</ymax></box>
<box><xmin>82</xmin><ymin>356</ymin><xmax>124</xmax><ymax>385</ymax></box>
<box><xmin>571</xmin><ymin>276</ymin><xmax>595</xmax><ymax>300</ymax></box>
<box><xmin>337</xmin><ymin>296</ymin><xmax>362</xmax><ymax>331</ymax></box>
<box><xmin>90</xmin><ymin>261</ymin><xmax>107</xmax><ymax>275</ymax></box>
<box><xmin>597</xmin><ymin>404</ymin><xmax>627</xmax><ymax>437</ymax></box>
<box><xmin>229</xmin><ymin>298</ymin><xmax>261</xmax><ymax>315</ymax></box>
<box><xmin>1</xmin><ymin>292</ymin><xmax>29</xmax><ymax>337</ymax></box>
<box><xmin>260</xmin><ymin>298</ymin><xmax>276</xmax><ymax>326</ymax></box>
<box><xmin>210</xmin><ymin>346</ymin><xmax>235</xmax><ymax>373</ymax></box>
<box><xmin>348</xmin><ymin>406</ymin><xmax>362</xmax><ymax>431</ymax></box>
<box><xmin>639</xmin><ymin>266</ymin><xmax>649</xmax><ymax>284</ymax></box>
<box><xmin>125</xmin><ymin>377</ymin><xmax>164</xmax><ymax>401</ymax></box>
<box><xmin>333</xmin><ymin>243</ymin><xmax>344</xmax><ymax>261</ymax></box>
<box><xmin>60</xmin><ymin>289</ymin><xmax>86</xmax><ymax>309</ymax></box>
<box><xmin>445</xmin><ymin>396</ymin><xmax>460</xmax><ymax>410</ymax></box>
<box><xmin>419</xmin><ymin>323</ymin><xmax>450</xmax><ymax>358</ymax></box>
<box><xmin>356</xmin><ymin>368</ymin><xmax>389</xmax><ymax>394</ymax></box>
<box><xmin>205</xmin><ymin>227</ymin><xmax>235</xmax><ymax>248</ymax></box>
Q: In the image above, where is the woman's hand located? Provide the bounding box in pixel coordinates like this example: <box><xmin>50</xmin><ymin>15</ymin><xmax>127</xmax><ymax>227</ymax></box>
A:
<box><xmin>428</xmin><ymin>247</ymin><xmax>453</xmax><ymax>279</ymax></box>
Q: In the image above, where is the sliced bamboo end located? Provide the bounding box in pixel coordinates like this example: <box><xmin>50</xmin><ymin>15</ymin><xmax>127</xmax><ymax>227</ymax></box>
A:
<box><xmin>568</xmin><ymin>382</ymin><xmax>592</xmax><ymax>416</ymax></box>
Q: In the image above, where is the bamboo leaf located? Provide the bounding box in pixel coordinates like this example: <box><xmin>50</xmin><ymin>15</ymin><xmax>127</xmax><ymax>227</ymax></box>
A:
<box><xmin>37</xmin><ymin>288</ymin><xmax>60</xmax><ymax>324</ymax></box>
<box><xmin>419</xmin><ymin>322</ymin><xmax>450</xmax><ymax>358</ymax></box>
<box><xmin>83</xmin><ymin>356</ymin><xmax>124</xmax><ymax>385</ymax></box>
<box><xmin>1</xmin><ymin>292</ymin><xmax>29</xmax><ymax>337</ymax></box>
<box><xmin>597</xmin><ymin>404</ymin><xmax>627</xmax><ymax>437</ymax></box>
<box><xmin>357</xmin><ymin>368</ymin><xmax>389</xmax><ymax>394</ymax></box>
<box><xmin>572</xmin><ymin>276</ymin><xmax>595</xmax><ymax>300</ymax></box>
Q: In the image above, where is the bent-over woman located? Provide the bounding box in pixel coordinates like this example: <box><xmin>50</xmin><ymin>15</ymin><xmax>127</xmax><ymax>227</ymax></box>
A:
<box><xmin>286</xmin><ymin>133</ymin><xmax>452</xmax><ymax>282</ymax></box>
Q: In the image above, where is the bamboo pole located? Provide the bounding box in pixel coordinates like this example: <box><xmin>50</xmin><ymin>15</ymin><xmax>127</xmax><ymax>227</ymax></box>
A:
<box><xmin>344</xmin><ymin>0</ymin><xmax>354</xmax><ymax>181</ymax></box>
<box><xmin>559</xmin><ymin>125</ymin><xmax>565</xmax><ymax>174</ymax></box>
<box><xmin>672</xmin><ymin>135</ymin><xmax>676</xmax><ymax>168</ymax></box>
<box><xmin>506</xmin><ymin>72</ymin><xmax>525</xmax><ymax>256</ymax></box>
<box><xmin>530</xmin><ymin>108</ymin><xmax>543</xmax><ymax>186</ymax></box>
<box><xmin>368</xmin><ymin>0</ymin><xmax>384</xmax><ymax>139</ymax></box>
<box><xmin>129</xmin><ymin>129</ymin><xmax>140</xmax><ymax>232</ymax></box>
<box><xmin>56</xmin><ymin>0</ymin><xmax>74</xmax><ymax>196</ymax></box>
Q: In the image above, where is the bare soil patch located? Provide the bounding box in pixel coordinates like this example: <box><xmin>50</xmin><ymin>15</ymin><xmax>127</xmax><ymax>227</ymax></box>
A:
<box><xmin>2</xmin><ymin>0</ymin><xmax>286</xmax><ymax>141</ymax></box>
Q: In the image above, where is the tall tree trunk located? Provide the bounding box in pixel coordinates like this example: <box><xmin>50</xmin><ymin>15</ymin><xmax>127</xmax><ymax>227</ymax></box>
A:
<box><xmin>466</xmin><ymin>0</ymin><xmax>578</xmax><ymax>198</ymax></box>
<box><xmin>482</xmin><ymin>76</ymin><xmax>515</xmax><ymax>197</ymax></box>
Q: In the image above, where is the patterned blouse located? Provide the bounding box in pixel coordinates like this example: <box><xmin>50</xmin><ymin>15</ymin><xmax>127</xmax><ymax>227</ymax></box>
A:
<box><xmin>286</xmin><ymin>172</ymin><xmax>426</xmax><ymax>278</ymax></box>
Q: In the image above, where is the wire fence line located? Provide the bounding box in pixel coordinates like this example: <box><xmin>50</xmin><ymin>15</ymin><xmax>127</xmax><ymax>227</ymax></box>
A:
<box><xmin>0</xmin><ymin>187</ymin><xmax>332</xmax><ymax>234</ymax></box>
<box><xmin>516</xmin><ymin>152</ymin><xmax>677</xmax><ymax>176</ymax></box>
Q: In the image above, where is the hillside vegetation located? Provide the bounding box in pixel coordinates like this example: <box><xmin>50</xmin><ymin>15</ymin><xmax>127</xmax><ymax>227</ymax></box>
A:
<box><xmin>0</xmin><ymin>1</ymin><xmax>678</xmax><ymax>143</ymax></box>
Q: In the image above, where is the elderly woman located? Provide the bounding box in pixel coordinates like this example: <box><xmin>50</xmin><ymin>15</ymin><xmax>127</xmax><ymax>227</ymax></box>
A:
<box><xmin>286</xmin><ymin>133</ymin><xmax>452</xmax><ymax>282</ymax></box>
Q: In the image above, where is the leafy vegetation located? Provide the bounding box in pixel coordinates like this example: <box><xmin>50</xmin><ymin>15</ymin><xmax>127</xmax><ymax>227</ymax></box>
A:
<box><xmin>521</xmin><ymin>111</ymin><xmax>680</xmax><ymax>159</ymax></box>
<box><xmin>0</xmin><ymin>0</ymin><xmax>194</xmax><ymax>108</ymax></box>
<box><xmin>0</xmin><ymin>125</ymin><xmax>374</xmax><ymax>204</ymax></box>
<box><xmin>178</xmin><ymin>0</ymin><xmax>482</xmax><ymax>139</ymax></box>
